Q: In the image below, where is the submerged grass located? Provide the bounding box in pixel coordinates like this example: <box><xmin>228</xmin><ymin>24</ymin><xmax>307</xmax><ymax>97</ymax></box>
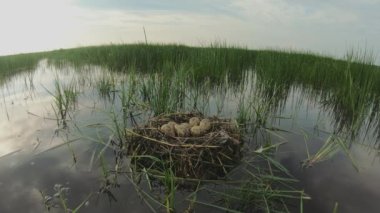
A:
<box><xmin>40</xmin><ymin>184</ymin><xmax>92</xmax><ymax>213</ymax></box>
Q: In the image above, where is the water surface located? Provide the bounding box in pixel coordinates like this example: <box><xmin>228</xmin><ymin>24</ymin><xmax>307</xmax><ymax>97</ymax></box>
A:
<box><xmin>0</xmin><ymin>60</ymin><xmax>379</xmax><ymax>212</ymax></box>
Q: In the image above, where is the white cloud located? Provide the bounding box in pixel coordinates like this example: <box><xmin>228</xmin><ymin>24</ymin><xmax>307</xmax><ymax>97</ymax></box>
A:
<box><xmin>228</xmin><ymin>0</ymin><xmax>379</xmax><ymax>61</ymax></box>
<box><xmin>0</xmin><ymin>0</ymin><xmax>379</xmax><ymax>63</ymax></box>
<box><xmin>0</xmin><ymin>0</ymin><xmax>84</xmax><ymax>54</ymax></box>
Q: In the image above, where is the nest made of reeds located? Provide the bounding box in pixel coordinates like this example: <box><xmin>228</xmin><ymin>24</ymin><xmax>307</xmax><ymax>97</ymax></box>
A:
<box><xmin>125</xmin><ymin>112</ymin><xmax>242</xmax><ymax>180</ymax></box>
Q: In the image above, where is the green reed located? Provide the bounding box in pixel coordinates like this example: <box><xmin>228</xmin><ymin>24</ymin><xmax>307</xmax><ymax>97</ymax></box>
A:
<box><xmin>97</xmin><ymin>73</ymin><xmax>116</xmax><ymax>98</ymax></box>
<box><xmin>49</xmin><ymin>79</ymin><xmax>79</xmax><ymax>127</ymax></box>
<box><xmin>43</xmin><ymin>44</ymin><xmax>380</xmax><ymax>136</ymax></box>
<box><xmin>0</xmin><ymin>52</ymin><xmax>45</xmax><ymax>86</ymax></box>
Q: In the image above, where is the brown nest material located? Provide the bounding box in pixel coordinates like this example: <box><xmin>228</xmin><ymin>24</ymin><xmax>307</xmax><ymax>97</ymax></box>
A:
<box><xmin>125</xmin><ymin>112</ymin><xmax>242</xmax><ymax>180</ymax></box>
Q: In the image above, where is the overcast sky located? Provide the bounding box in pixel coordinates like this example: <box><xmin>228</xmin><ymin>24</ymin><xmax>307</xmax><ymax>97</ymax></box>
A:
<box><xmin>0</xmin><ymin>0</ymin><xmax>379</xmax><ymax>63</ymax></box>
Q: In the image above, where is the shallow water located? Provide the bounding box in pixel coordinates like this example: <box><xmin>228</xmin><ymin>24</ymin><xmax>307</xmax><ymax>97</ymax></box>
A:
<box><xmin>0</xmin><ymin>60</ymin><xmax>379</xmax><ymax>212</ymax></box>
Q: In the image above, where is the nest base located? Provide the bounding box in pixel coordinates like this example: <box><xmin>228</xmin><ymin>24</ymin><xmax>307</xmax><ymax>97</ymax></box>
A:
<box><xmin>126</xmin><ymin>112</ymin><xmax>242</xmax><ymax>180</ymax></box>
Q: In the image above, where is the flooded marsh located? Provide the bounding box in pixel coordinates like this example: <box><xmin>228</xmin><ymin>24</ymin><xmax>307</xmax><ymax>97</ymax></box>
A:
<box><xmin>1</xmin><ymin>44</ymin><xmax>380</xmax><ymax>212</ymax></box>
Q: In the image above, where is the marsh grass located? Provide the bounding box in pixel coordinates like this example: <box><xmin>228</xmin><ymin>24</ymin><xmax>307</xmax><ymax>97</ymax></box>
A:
<box><xmin>255</xmin><ymin>49</ymin><xmax>380</xmax><ymax>140</ymax></box>
<box><xmin>3</xmin><ymin>43</ymin><xmax>379</xmax><ymax>212</ymax></box>
<box><xmin>237</xmin><ymin>97</ymin><xmax>252</xmax><ymax>125</ymax></box>
<box><xmin>46</xmin><ymin>43</ymin><xmax>254</xmax><ymax>83</ymax></box>
<box><xmin>97</xmin><ymin>73</ymin><xmax>116</xmax><ymax>98</ymax></box>
<box><xmin>2</xmin><ymin>44</ymin><xmax>379</xmax><ymax>137</ymax></box>
<box><xmin>140</xmin><ymin>63</ymin><xmax>190</xmax><ymax>115</ymax></box>
<box><xmin>213</xmin><ymin>85</ymin><xmax>228</xmax><ymax>116</ymax></box>
<box><xmin>48</xmin><ymin>79</ymin><xmax>79</xmax><ymax>127</ymax></box>
<box><xmin>0</xmin><ymin>52</ymin><xmax>44</xmax><ymax>85</ymax></box>
<box><xmin>302</xmin><ymin>134</ymin><xmax>359</xmax><ymax>171</ymax></box>
<box><xmin>322</xmin><ymin>50</ymin><xmax>377</xmax><ymax>138</ymax></box>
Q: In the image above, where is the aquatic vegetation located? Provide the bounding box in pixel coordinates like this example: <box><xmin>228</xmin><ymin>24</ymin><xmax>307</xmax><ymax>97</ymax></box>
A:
<box><xmin>2</xmin><ymin>44</ymin><xmax>379</xmax><ymax>135</ymax></box>
<box><xmin>302</xmin><ymin>134</ymin><xmax>359</xmax><ymax>171</ymax></box>
<box><xmin>2</xmin><ymin>43</ymin><xmax>380</xmax><ymax>212</ymax></box>
<box><xmin>322</xmin><ymin>51</ymin><xmax>377</xmax><ymax>139</ymax></box>
<box><xmin>40</xmin><ymin>184</ymin><xmax>92</xmax><ymax>213</ymax></box>
<box><xmin>140</xmin><ymin>63</ymin><xmax>189</xmax><ymax>115</ymax></box>
<box><xmin>97</xmin><ymin>73</ymin><xmax>116</xmax><ymax>98</ymax></box>
<box><xmin>0</xmin><ymin>52</ymin><xmax>45</xmax><ymax>84</ymax></box>
<box><xmin>48</xmin><ymin>79</ymin><xmax>79</xmax><ymax>127</ymax></box>
<box><xmin>237</xmin><ymin>97</ymin><xmax>252</xmax><ymax>125</ymax></box>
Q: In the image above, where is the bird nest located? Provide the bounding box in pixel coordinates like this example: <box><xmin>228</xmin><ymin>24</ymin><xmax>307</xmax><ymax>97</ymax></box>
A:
<box><xmin>125</xmin><ymin>112</ymin><xmax>242</xmax><ymax>180</ymax></box>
